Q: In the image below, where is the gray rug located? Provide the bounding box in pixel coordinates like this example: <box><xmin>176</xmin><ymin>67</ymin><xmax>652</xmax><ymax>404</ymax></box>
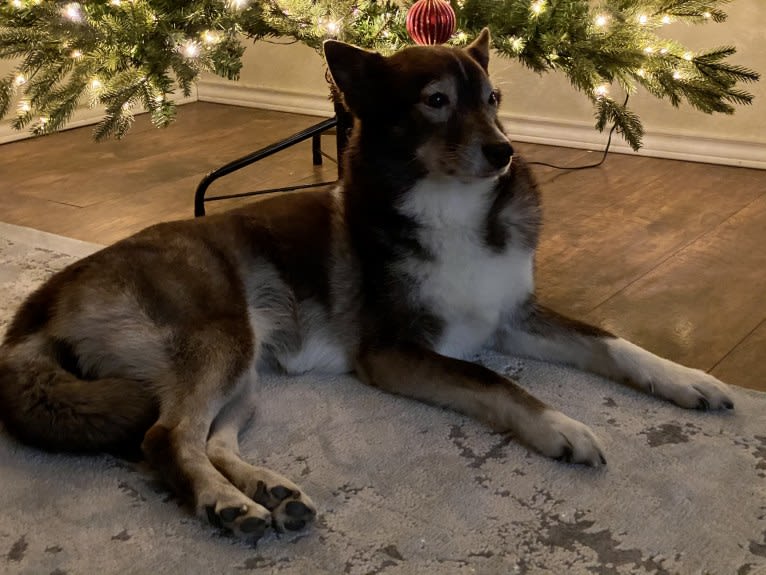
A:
<box><xmin>1</xmin><ymin>221</ymin><xmax>765</xmax><ymax>575</ymax></box>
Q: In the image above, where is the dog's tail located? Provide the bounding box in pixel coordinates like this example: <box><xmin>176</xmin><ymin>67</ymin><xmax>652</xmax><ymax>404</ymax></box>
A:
<box><xmin>0</xmin><ymin>340</ymin><xmax>158</xmax><ymax>456</ymax></box>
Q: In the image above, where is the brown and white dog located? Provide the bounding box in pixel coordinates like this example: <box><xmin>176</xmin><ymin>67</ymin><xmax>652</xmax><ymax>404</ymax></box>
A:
<box><xmin>0</xmin><ymin>30</ymin><xmax>734</xmax><ymax>542</ymax></box>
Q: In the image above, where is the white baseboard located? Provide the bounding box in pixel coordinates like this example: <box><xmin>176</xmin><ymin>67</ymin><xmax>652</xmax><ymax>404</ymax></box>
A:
<box><xmin>0</xmin><ymin>94</ymin><xmax>196</xmax><ymax>145</ymax></box>
<box><xmin>198</xmin><ymin>80</ymin><xmax>766</xmax><ymax>170</ymax></box>
<box><xmin>197</xmin><ymin>80</ymin><xmax>333</xmax><ymax>118</ymax></box>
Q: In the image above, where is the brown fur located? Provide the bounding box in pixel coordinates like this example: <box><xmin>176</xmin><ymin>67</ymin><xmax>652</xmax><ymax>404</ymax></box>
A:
<box><xmin>0</xmin><ymin>29</ymin><xmax>733</xmax><ymax>542</ymax></box>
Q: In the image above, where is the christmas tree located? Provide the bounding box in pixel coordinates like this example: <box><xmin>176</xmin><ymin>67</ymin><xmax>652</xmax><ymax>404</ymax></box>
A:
<box><xmin>0</xmin><ymin>0</ymin><xmax>759</xmax><ymax>149</ymax></box>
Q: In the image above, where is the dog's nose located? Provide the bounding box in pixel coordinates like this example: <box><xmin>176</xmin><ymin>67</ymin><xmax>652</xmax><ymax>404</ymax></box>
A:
<box><xmin>482</xmin><ymin>142</ymin><xmax>514</xmax><ymax>169</ymax></box>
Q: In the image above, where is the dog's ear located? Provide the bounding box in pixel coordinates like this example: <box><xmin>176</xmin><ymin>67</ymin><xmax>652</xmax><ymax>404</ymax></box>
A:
<box><xmin>465</xmin><ymin>28</ymin><xmax>491</xmax><ymax>72</ymax></box>
<box><xmin>324</xmin><ymin>40</ymin><xmax>386</xmax><ymax>117</ymax></box>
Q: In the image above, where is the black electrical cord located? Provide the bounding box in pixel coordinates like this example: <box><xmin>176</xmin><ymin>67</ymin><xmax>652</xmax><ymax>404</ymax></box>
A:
<box><xmin>526</xmin><ymin>94</ymin><xmax>629</xmax><ymax>171</ymax></box>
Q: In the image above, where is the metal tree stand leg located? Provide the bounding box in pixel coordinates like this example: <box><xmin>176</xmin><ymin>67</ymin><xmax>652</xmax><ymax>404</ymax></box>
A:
<box><xmin>193</xmin><ymin>99</ymin><xmax>352</xmax><ymax>217</ymax></box>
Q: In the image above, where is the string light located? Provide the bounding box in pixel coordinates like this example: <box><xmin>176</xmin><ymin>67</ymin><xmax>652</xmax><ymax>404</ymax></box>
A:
<box><xmin>661</xmin><ymin>15</ymin><xmax>672</xmax><ymax>24</ymax></box>
<box><xmin>683</xmin><ymin>52</ymin><xmax>694</xmax><ymax>61</ymax></box>
<box><xmin>636</xmin><ymin>68</ymin><xmax>646</xmax><ymax>78</ymax></box>
<box><xmin>229</xmin><ymin>0</ymin><xmax>248</xmax><ymax>9</ymax></box>
<box><xmin>455</xmin><ymin>31</ymin><xmax>468</xmax><ymax>43</ymax></box>
<box><xmin>510</xmin><ymin>36</ymin><xmax>525</xmax><ymax>53</ymax></box>
<box><xmin>202</xmin><ymin>30</ymin><xmax>221</xmax><ymax>44</ymax></box>
<box><xmin>89</xmin><ymin>78</ymin><xmax>102</xmax><ymax>90</ymax></box>
<box><xmin>530</xmin><ymin>0</ymin><xmax>545</xmax><ymax>15</ymax></box>
<box><xmin>11</xmin><ymin>0</ymin><xmax>23</xmax><ymax>8</ymax></box>
<box><xmin>644</xmin><ymin>46</ymin><xmax>654</xmax><ymax>54</ymax></box>
<box><xmin>673</xmin><ymin>70</ymin><xmax>683</xmax><ymax>80</ymax></box>
<box><xmin>324</xmin><ymin>19</ymin><xmax>340</xmax><ymax>36</ymax></box>
<box><xmin>17</xmin><ymin>100</ymin><xmax>31</xmax><ymax>114</ymax></box>
<box><xmin>594</xmin><ymin>83</ymin><xmax>609</xmax><ymax>98</ymax></box>
<box><xmin>71</xmin><ymin>49</ymin><xmax>83</xmax><ymax>58</ymax></box>
<box><xmin>14</xmin><ymin>73</ymin><xmax>26</xmax><ymax>86</ymax></box>
<box><xmin>702</xmin><ymin>11</ymin><xmax>712</xmax><ymax>19</ymax></box>
<box><xmin>638</xmin><ymin>14</ymin><xmax>648</xmax><ymax>25</ymax></box>
<box><xmin>659</xmin><ymin>48</ymin><xmax>668</xmax><ymax>55</ymax></box>
<box><xmin>180</xmin><ymin>40</ymin><xmax>200</xmax><ymax>58</ymax></box>
<box><xmin>63</xmin><ymin>2</ymin><xmax>82</xmax><ymax>22</ymax></box>
<box><xmin>110</xmin><ymin>0</ymin><xmax>121</xmax><ymax>5</ymax></box>
<box><xmin>595</xmin><ymin>15</ymin><xmax>608</xmax><ymax>27</ymax></box>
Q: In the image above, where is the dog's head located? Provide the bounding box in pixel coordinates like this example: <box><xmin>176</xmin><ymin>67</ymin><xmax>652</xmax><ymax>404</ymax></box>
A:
<box><xmin>324</xmin><ymin>29</ymin><xmax>513</xmax><ymax>181</ymax></box>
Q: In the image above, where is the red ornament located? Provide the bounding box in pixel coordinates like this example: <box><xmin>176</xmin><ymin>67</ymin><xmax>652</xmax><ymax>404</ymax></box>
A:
<box><xmin>406</xmin><ymin>0</ymin><xmax>456</xmax><ymax>45</ymax></box>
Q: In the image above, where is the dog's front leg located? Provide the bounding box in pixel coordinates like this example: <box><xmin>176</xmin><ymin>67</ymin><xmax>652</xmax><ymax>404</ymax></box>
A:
<box><xmin>355</xmin><ymin>344</ymin><xmax>606</xmax><ymax>466</ymax></box>
<box><xmin>495</xmin><ymin>301</ymin><xmax>734</xmax><ymax>411</ymax></box>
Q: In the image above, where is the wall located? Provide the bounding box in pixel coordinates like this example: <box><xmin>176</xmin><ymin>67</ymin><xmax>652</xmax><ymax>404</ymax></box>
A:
<box><xmin>197</xmin><ymin>0</ymin><xmax>766</xmax><ymax>168</ymax></box>
<box><xmin>2</xmin><ymin>1</ymin><xmax>763</xmax><ymax>166</ymax></box>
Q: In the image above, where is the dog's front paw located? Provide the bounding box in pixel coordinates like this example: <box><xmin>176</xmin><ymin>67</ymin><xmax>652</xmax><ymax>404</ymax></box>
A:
<box><xmin>526</xmin><ymin>410</ymin><xmax>606</xmax><ymax>467</ymax></box>
<box><xmin>651</xmin><ymin>367</ymin><xmax>734</xmax><ymax>411</ymax></box>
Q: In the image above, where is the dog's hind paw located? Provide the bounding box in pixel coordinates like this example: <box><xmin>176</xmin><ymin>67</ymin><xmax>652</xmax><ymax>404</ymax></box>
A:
<box><xmin>199</xmin><ymin>491</ymin><xmax>272</xmax><ymax>541</ymax></box>
<box><xmin>527</xmin><ymin>410</ymin><xmax>607</xmax><ymax>467</ymax></box>
<box><xmin>212</xmin><ymin>461</ymin><xmax>317</xmax><ymax>533</ymax></box>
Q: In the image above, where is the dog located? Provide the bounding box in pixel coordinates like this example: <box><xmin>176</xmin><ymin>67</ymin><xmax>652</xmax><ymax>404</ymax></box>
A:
<box><xmin>0</xmin><ymin>29</ymin><xmax>734</xmax><ymax>542</ymax></box>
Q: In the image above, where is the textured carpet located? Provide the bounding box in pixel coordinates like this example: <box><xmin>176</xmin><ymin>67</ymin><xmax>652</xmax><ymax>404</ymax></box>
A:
<box><xmin>1</xmin><ymin>221</ymin><xmax>765</xmax><ymax>575</ymax></box>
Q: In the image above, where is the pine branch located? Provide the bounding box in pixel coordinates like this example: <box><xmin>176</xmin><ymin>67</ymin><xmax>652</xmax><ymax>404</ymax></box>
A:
<box><xmin>0</xmin><ymin>0</ymin><xmax>759</xmax><ymax>147</ymax></box>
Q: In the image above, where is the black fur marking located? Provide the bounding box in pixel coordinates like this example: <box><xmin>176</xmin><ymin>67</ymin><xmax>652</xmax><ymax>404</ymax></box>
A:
<box><xmin>51</xmin><ymin>338</ymin><xmax>92</xmax><ymax>380</ymax></box>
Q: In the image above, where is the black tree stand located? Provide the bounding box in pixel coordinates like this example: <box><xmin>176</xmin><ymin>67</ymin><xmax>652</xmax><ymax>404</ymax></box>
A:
<box><xmin>193</xmin><ymin>95</ymin><xmax>353</xmax><ymax>217</ymax></box>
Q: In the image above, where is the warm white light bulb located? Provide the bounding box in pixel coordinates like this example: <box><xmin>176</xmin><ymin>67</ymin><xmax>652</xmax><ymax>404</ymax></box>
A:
<box><xmin>89</xmin><ymin>78</ymin><xmax>102</xmax><ymax>90</ymax></box>
<box><xmin>325</xmin><ymin>20</ymin><xmax>340</xmax><ymax>35</ymax></box>
<box><xmin>659</xmin><ymin>48</ymin><xmax>668</xmax><ymax>55</ymax></box>
<box><xmin>181</xmin><ymin>40</ymin><xmax>200</xmax><ymax>58</ymax></box>
<box><xmin>702</xmin><ymin>11</ymin><xmax>712</xmax><ymax>19</ymax></box>
<box><xmin>71</xmin><ymin>49</ymin><xmax>82</xmax><ymax>58</ymax></box>
<box><xmin>594</xmin><ymin>84</ymin><xmax>609</xmax><ymax>98</ymax></box>
<box><xmin>595</xmin><ymin>15</ymin><xmax>608</xmax><ymax>27</ymax></box>
<box><xmin>110</xmin><ymin>0</ymin><xmax>121</xmax><ymax>5</ymax></box>
<box><xmin>456</xmin><ymin>31</ymin><xmax>468</xmax><ymax>42</ymax></box>
<box><xmin>673</xmin><ymin>70</ymin><xmax>682</xmax><ymax>79</ymax></box>
<box><xmin>636</xmin><ymin>68</ymin><xmax>646</xmax><ymax>78</ymax></box>
<box><xmin>683</xmin><ymin>52</ymin><xmax>693</xmax><ymax>61</ymax></box>
<box><xmin>14</xmin><ymin>73</ymin><xmax>26</xmax><ymax>86</ymax></box>
<box><xmin>17</xmin><ymin>100</ymin><xmax>31</xmax><ymax>113</ymax></box>
<box><xmin>229</xmin><ymin>0</ymin><xmax>248</xmax><ymax>9</ymax></box>
<box><xmin>530</xmin><ymin>0</ymin><xmax>545</xmax><ymax>15</ymax></box>
<box><xmin>63</xmin><ymin>2</ymin><xmax>82</xmax><ymax>22</ymax></box>
<box><xmin>638</xmin><ymin>14</ymin><xmax>648</xmax><ymax>25</ymax></box>
<box><xmin>661</xmin><ymin>15</ymin><xmax>671</xmax><ymax>24</ymax></box>
<box><xmin>11</xmin><ymin>0</ymin><xmax>23</xmax><ymax>8</ymax></box>
<box><xmin>202</xmin><ymin>30</ymin><xmax>220</xmax><ymax>44</ymax></box>
<box><xmin>644</xmin><ymin>46</ymin><xmax>654</xmax><ymax>54</ymax></box>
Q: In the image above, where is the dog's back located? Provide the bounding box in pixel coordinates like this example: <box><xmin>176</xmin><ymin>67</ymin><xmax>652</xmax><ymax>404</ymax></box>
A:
<box><xmin>0</xmin><ymin>30</ymin><xmax>733</xmax><ymax>543</ymax></box>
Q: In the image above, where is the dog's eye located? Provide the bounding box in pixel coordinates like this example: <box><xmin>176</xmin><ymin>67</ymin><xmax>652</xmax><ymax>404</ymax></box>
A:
<box><xmin>488</xmin><ymin>90</ymin><xmax>501</xmax><ymax>106</ymax></box>
<box><xmin>425</xmin><ymin>93</ymin><xmax>449</xmax><ymax>108</ymax></box>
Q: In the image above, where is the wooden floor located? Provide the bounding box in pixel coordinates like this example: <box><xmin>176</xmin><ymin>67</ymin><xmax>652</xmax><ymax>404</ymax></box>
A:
<box><xmin>1</xmin><ymin>102</ymin><xmax>764</xmax><ymax>392</ymax></box>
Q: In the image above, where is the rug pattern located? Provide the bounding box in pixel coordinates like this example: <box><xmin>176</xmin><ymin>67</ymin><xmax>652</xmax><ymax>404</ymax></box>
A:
<box><xmin>1</xmin><ymin>223</ymin><xmax>765</xmax><ymax>575</ymax></box>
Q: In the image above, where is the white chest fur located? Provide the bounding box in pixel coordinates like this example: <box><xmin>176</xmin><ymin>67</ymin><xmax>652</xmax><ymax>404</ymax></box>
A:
<box><xmin>397</xmin><ymin>176</ymin><xmax>534</xmax><ymax>358</ymax></box>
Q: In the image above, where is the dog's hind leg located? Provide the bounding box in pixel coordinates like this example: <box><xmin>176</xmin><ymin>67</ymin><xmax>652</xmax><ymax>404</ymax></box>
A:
<box><xmin>140</xmin><ymin>327</ymin><xmax>272</xmax><ymax>542</ymax></box>
<box><xmin>356</xmin><ymin>344</ymin><xmax>606</xmax><ymax>466</ymax></box>
<box><xmin>495</xmin><ymin>301</ymin><xmax>733</xmax><ymax>411</ymax></box>
<box><xmin>206</xmin><ymin>387</ymin><xmax>317</xmax><ymax>533</ymax></box>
